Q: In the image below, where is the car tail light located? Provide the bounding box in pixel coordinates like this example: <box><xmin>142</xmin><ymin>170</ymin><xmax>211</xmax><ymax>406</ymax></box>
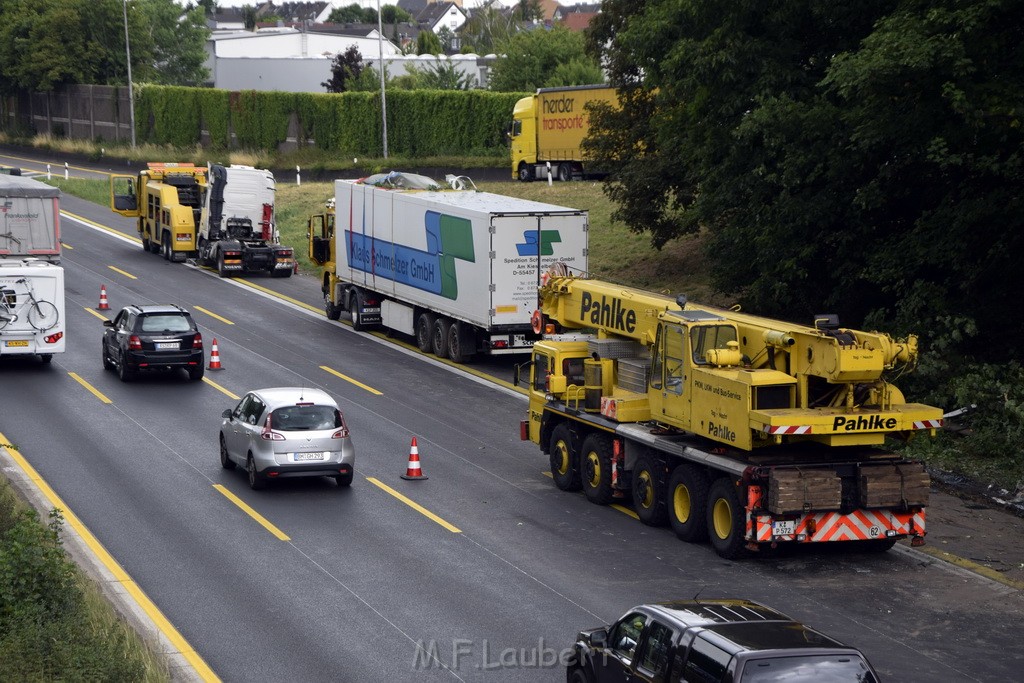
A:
<box><xmin>128</xmin><ymin>335</ymin><xmax>142</xmax><ymax>350</ymax></box>
<box><xmin>193</xmin><ymin>332</ymin><xmax>203</xmax><ymax>349</ymax></box>
<box><xmin>44</xmin><ymin>331</ymin><xmax>63</xmax><ymax>344</ymax></box>
<box><xmin>332</xmin><ymin>409</ymin><xmax>349</xmax><ymax>438</ymax></box>
<box><xmin>261</xmin><ymin>414</ymin><xmax>285</xmax><ymax>441</ymax></box>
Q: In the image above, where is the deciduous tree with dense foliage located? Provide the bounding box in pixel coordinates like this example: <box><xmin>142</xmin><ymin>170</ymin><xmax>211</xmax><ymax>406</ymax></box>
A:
<box><xmin>489</xmin><ymin>25</ymin><xmax>601</xmax><ymax>92</ymax></box>
<box><xmin>322</xmin><ymin>46</ymin><xmax>365</xmax><ymax>93</ymax></box>
<box><xmin>585</xmin><ymin>0</ymin><xmax>1024</xmax><ymax>475</ymax></box>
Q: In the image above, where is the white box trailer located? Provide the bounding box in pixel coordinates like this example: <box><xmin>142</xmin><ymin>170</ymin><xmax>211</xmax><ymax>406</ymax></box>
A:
<box><xmin>0</xmin><ymin>259</ymin><xmax>66</xmax><ymax>363</ymax></box>
<box><xmin>328</xmin><ymin>172</ymin><xmax>588</xmax><ymax>363</ymax></box>
<box><xmin>0</xmin><ymin>174</ymin><xmax>61</xmax><ymax>263</ymax></box>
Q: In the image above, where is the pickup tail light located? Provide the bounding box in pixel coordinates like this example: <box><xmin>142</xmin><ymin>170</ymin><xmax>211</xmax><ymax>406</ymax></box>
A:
<box><xmin>261</xmin><ymin>414</ymin><xmax>285</xmax><ymax>441</ymax></box>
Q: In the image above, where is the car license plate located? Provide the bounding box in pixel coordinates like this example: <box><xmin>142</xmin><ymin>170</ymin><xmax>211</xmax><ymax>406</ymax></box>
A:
<box><xmin>293</xmin><ymin>452</ymin><xmax>326</xmax><ymax>462</ymax></box>
<box><xmin>155</xmin><ymin>342</ymin><xmax>179</xmax><ymax>350</ymax></box>
<box><xmin>772</xmin><ymin>520</ymin><xmax>796</xmax><ymax>536</ymax></box>
<box><xmin>4</xmin><ymin>340</ymin><xmax>29</xmax><ymax>347</ymax></box>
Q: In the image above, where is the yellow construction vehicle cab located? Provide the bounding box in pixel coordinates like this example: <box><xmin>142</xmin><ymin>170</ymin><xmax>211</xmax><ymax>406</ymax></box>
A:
<box><xmin>110</xmin><ymin>163</ymin><xmax>207</xmax><ymax>261</ymax></box>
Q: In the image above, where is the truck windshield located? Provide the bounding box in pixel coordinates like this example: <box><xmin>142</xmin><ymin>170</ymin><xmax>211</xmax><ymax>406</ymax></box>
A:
<box><xmin>738</xmin><ymin>654</ymin><xmax>877</xmax><ymax>683</ymax></box>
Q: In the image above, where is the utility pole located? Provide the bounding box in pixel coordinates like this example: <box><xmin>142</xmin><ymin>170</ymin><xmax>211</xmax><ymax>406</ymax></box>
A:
<box><xmin>122</xmin><ymin>0</ymin><xmax>136</xmax><ymax>148</ymax></box>
<box><xmin>377</xmin><ymin>0</ymin><xmax>388</xmax><ymax>158</ymax></box>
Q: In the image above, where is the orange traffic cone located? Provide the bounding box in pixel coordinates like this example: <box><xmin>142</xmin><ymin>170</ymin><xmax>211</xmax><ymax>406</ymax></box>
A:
<box><xmin>400</xmin><ymin>437</ymin><xmax>428</xmax><ymax>480</ymax></box>
<box><xmin>97</xmin><ymin>285</ymin><xmax>110</xmax><ymax>310</ymax></box>
<box><xmin>207</xmin><ymin>338</ymin><xmax>223</xmax><ymax>370</ymax></box>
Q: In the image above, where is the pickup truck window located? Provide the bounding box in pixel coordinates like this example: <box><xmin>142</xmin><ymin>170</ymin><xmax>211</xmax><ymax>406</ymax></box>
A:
<box><xmin>680</xmin><ymin>635</ymin><xmax>731</xmax><ymax>682</ymax></box>
<box><xmin>610</xmin><ymin>612</ymin><xmax>648</xmax><ymax>661</ymax></box>
<box><xmin>637</xmin><ymin>620</ymin><xmax>674</xmax><ymax>676</ymax></box>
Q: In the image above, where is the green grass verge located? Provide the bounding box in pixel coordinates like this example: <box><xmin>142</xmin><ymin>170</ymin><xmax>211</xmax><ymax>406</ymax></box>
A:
<box><xmin>0</xmin><ymin>478</ymin><xmax>170</xmax><ymax>681</ymax></box>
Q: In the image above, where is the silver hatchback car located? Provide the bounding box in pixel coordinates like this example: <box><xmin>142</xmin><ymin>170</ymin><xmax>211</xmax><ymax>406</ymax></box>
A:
<box><xmin>219</xmin><ymin>387</ymin><xmax>355</xmax><ymax>489</ymax></box>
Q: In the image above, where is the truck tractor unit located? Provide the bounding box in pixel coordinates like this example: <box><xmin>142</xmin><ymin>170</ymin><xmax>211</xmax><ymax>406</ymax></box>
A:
<box><xmin>308</xmin><ymin>171</ymin><xmax>588</xmax><ymax>363</ymax></box>
<box><xmin>519</xmin><ymin>269</ymin><xmax>944</xmax><ymax>558</ymax></box>
<box><xmin>195</xmin><ymin>164</ymin><xmax>293</xmax><ymax>278</ymax></box>
<box><xmin>509</xmin><ymin>84</ymin><xmax>616</xmax><ymax>182</ymax></box>
<box><xmin>110</xmin><ymin>163</ymin><xmax>293</xmax><ymax>277</ymax></box>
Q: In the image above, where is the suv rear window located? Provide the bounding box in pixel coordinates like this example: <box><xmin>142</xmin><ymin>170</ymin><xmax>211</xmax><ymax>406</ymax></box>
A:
<box><xmin>139</xmin><ymin>314</ymin><xmax>192</xmax><ymax>332</ymax></box>
<box><xmin>739</xmin><ymin>654</ymin><xmax>877</xmax><ymax>682</ymax></box>
<box><xmin>270</xmin><ymin>405</ymin><xmax>342</xmax><ymax>431</ymax></box>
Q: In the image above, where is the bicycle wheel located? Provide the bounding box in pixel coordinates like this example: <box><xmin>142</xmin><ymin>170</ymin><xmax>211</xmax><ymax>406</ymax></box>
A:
<box><xmin>0</xmin><ymin>310</ymin><xmax>13</xmax><ymax>330</ymax></box>
<box><xmin>27</xmin><ymin>300</ymin><xmax>59</xmax><ymax>331</ymax></box>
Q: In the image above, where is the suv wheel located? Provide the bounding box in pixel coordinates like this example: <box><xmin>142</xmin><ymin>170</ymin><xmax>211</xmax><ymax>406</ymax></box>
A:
<box><xmin>247</xmin><ymin>455</ymin><xmax>266</xmax><ymax>490</ymax></box>
<box><xmin>117</xmin><ymin>352</ymin><xmax>134</xmax><ymax>382</ymax></box>
<box><xmin>219</xmin><ymin>436</ymin><xmax>235</xmax><ymax>470</ymax></box>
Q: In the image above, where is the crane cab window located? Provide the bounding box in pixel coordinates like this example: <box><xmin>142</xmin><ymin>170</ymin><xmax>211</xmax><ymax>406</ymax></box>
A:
<box><xmin>533</xmin><ymin>353</ymin><xmax>551</xmax><ymax>391</ymax></box>
<box><xmin>690</xmin><ymin>325</ymin><xmax>737</xmax><ymax>365</ymax></box>
<box><xmin>651</xmin><ymin>324</ymin><xmax>685</xmax><ymax>394</ymax></box>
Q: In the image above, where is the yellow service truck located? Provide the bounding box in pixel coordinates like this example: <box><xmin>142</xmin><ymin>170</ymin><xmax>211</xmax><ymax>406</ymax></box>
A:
<box><xmin>518</xmin><ymin>269</ymin><xmax>944</xmax><ymax>558</ymax></box>
<box><xmin>509</xmin><ymin>84</ymin><xmax>617</xmax><ymax>182</ymax></box>
<box><xmin>110</xmin><ymin>163</ymin><xmax>206</xmax><ymax>262</ymax></box>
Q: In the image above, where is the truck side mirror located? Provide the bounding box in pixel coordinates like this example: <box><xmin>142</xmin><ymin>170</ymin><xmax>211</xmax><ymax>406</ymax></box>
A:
<box><xmin>589</xmin><ymin>629</ymin><xmax>608</xmax><ymax>647</ymax></box>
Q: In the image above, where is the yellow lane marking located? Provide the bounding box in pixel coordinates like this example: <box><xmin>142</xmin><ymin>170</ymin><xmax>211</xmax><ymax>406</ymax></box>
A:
<box><xmin>231</xmin><ymin>279</ymin><xmax>321</xmax><ymax>314</ymax></box>
<box><xmin>61</xmin><ymin>242</ymin><xmax>73</xmax><ymax>250</ymax></box>
<box><xmin>212</xmin><ymin>484</ymin><xmax>291</xmax><ymax>541</ymax></box>
<box><xmin>62</xmin><ymin>210</ymin><xmax>140</xmax><ymax>243</ymax></box>
<box><xmin>68</xmin><ymin>372</ymin><xmax>112</xmax><ymax>404</ymax></box>
<box><xmin>0</xmin><ymin>432</ymin><xmax>220</xmax><ymax>682</ymax></box>
<box><xmin>367</xmin><ymin>477</ymin><xmax>461</xmax><ymax>533</ymax></box>
<box><xmin>84</xmin><ymin>307</ymin><xmax>109</xmax><ymax>321</ymax></box>
<box><xmin>913</xmin><ymin>545</ymin><xmax>1024</xmax><ymax>591</ymax></box>
<box><xmin>108</xmin><ymin>265</ymin><xmax>137</xmax><ymax>280</ymax></box>
<box><xmin>320</xmin><ymin>365</ymin><xmax>383</xmax><ymax>395</ymax></box>
<box><xmin>193</xmin><ymin>306</ymin><xmax>234</xmax><ymax>325</ymax></box>
<box><xmin>202</xmin><ymin>377</ymin><xmax>239</xmax><ymax>400</ymax></box>
<box><xmin>611</xmin><ymin>504</ymin><xmax>640</xmax><ymax>520</ymax></box>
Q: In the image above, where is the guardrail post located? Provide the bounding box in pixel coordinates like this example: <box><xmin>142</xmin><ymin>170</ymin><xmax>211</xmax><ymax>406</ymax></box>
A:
<box><xmin>296</xmin><ymin>165</ymin><xmax>301</xmax><ymax>186</ymax></box>
<box><xmin>64</xmin><ymin>162</ymin><xmax>69</xmax><ymax>180</ymax></box>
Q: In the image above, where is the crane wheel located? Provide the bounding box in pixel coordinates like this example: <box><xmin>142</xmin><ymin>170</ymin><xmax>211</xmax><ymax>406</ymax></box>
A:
<box><xmin>707</xmin><ymin>477</ymin><xmax>748</xmax><ymax>559</ymax></box>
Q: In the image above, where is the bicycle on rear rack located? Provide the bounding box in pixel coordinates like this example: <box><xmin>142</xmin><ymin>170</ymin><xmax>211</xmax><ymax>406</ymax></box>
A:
<box><xmin>0</xmin><ymin>278</ymin><xmax>60</xmax><ymax>332</ymax></box>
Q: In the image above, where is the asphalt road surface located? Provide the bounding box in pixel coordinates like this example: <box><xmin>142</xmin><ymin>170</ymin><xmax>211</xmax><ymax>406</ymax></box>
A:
<box><xmin>1</xmin><ymin>157</ymin><xmax>1022</xmax><ymax>681</ymax></box>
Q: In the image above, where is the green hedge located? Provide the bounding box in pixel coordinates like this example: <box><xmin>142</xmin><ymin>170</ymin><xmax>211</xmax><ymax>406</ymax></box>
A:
<box><xmin>131</xmin><ymin>85</ymin><xmax>524</xmax><ymax>156</ymax></box>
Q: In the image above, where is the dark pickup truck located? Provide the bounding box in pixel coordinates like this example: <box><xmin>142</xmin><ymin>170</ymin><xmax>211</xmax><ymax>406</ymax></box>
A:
<box><xmin>568</xmin><ymin>599</ymin><xmax>879</xmax><ymax>683</ymax></box>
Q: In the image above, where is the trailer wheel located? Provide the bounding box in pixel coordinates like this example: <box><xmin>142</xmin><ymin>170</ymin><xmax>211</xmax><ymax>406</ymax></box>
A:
<box><xmin>431</xmin><ymin>317</ymin><xmax>451</xmax><ymax>357</ymax></box>
<box><xmin>549</xmin><ymin>424</ymin><xmax>581</xmax><ymax>491</ymax></box>
<box><xmin>517</xmin><ymin>162</ymin><xmax>534</xmax><ymax>182</ymax></box>
<box><xmin>349</xmin><ymin>290</ymin><xmax>367</xmax><ymax>331</ymax></box>
<box><xmin>667</xmin><ymin>465</ymin><xmax>709</xmax><ymax>542</ymax></box>
<box><xmin>415</xmin><ymin>313</ymin><xmax>435</xmax><ymax>352</ymax></box>
<box><xmin>581</xmin><ymin>433</ymin><xmax>614</xmax><ymax>505</ymax></box>
<box><xmin>632</xmin><ymin>455</ymin><xmax>668</xmax><ymax>526</ymax></box>
<box><xmin>447</xmin><ymin>321</ymin><xmax>475</xmax><ymax>363</ymax></box>
<box><xmin>707</xmin><ymin>477</ymin><xmax>747</xmax><ymax>559</ymax></box>
<box><xmin>557</xmin><ymin>163</ymin><xmax>572</xmax><ymax>182</ymax></box>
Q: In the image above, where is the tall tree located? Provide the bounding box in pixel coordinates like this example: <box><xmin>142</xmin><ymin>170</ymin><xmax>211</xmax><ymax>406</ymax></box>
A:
<box><xmin>322</xmin><ymin>45</ymin><xmax>365</xmax><ymax>93</ymax></box>
<box><xmin>417</xmin><ymin>30</ymin><xmax>442</xmax><ymax>56</ymax></box>
<box><xmin>585</xmin><ymin>0</ymin><xmax>1024</xmax><ymax>363</ymax></box>
<box><xmin>460</xmin><ymin>4</ymin><xmax>516</xmax><ymax>55</ymax></box>
<box><xmin>489</xmin><ymin>25</ymin><xmax>599</xmax><ymax>92</ymax></box>
<box><xmin>135</xmin><ymin>0</ymin><xmax>210</xmax><ymax>86</ymax></box>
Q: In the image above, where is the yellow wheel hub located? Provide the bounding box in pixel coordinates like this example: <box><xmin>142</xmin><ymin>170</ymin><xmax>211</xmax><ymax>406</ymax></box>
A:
<box><xmin>712</xmin><ymin>497</ymin><xmax>732</xmax><ymax>540</ymax></box>
<box><xmin>637</xmin><ymin>471</ymin><xmax>654</xmax><ymax>508</ymax></box>
<box><xmin>673</xmin><ymin>484</ymin><xmax>691</xmax><ymax>523</ymax></box>
<box><xmin>554</xmin><ymin>443</ymin><xmax>569</xmax><ymax>475</ymax></box>
<box><xmin>586</xmin><ymin>452</ymin><xmax>601</xmax><ymax>487</ymax></box>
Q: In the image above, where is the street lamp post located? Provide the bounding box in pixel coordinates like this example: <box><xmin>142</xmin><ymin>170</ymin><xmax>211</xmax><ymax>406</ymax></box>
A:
<box><xmin>122</xmin><ymin>0</ymin><xmax>136</xmax><ymax>148</ymax></box>
<box><xmin>377</xmin><ymin>0</ymin><xmax>388</xmax><ymax>158</ymax></box>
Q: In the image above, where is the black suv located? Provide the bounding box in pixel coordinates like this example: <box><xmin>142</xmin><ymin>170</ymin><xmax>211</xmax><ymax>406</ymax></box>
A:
<box><xmin>102</xmin><ymin>304</ymin><xmax>204</xmax><ymax>382</ymax></box>
<box><xmin>568</xmin><ymin>599</ymin><xmax>879</xmax><ymax>683</ymax></box>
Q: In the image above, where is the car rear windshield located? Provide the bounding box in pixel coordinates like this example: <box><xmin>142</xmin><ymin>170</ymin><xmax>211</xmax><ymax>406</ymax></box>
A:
<box><xmin>270</xmin><ymin>405</ymin><xmax>342</xmax><ymax>431</ymax></box>
<box><xmin>139</xmin><ymin>314</ymin><xmax>192</xmax><ymax>333</ymax></box>
<box><xmin>740</xmin><ymin>654</ymin><xmax>877</xmax><ymax>682</ymax></box>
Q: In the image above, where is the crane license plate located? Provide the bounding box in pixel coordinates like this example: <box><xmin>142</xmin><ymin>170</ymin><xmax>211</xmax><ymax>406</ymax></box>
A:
<box><xmin>772</xmin><ymin>520</ymin><xmax>796</xmax><ymax>536</ymax></box>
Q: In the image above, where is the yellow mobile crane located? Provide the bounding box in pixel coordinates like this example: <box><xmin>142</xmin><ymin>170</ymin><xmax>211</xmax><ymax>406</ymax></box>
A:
<box><xmin>519</xmin><ymin>268</ymin><xmax>944</xmax><ymax>558</ymax></box>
